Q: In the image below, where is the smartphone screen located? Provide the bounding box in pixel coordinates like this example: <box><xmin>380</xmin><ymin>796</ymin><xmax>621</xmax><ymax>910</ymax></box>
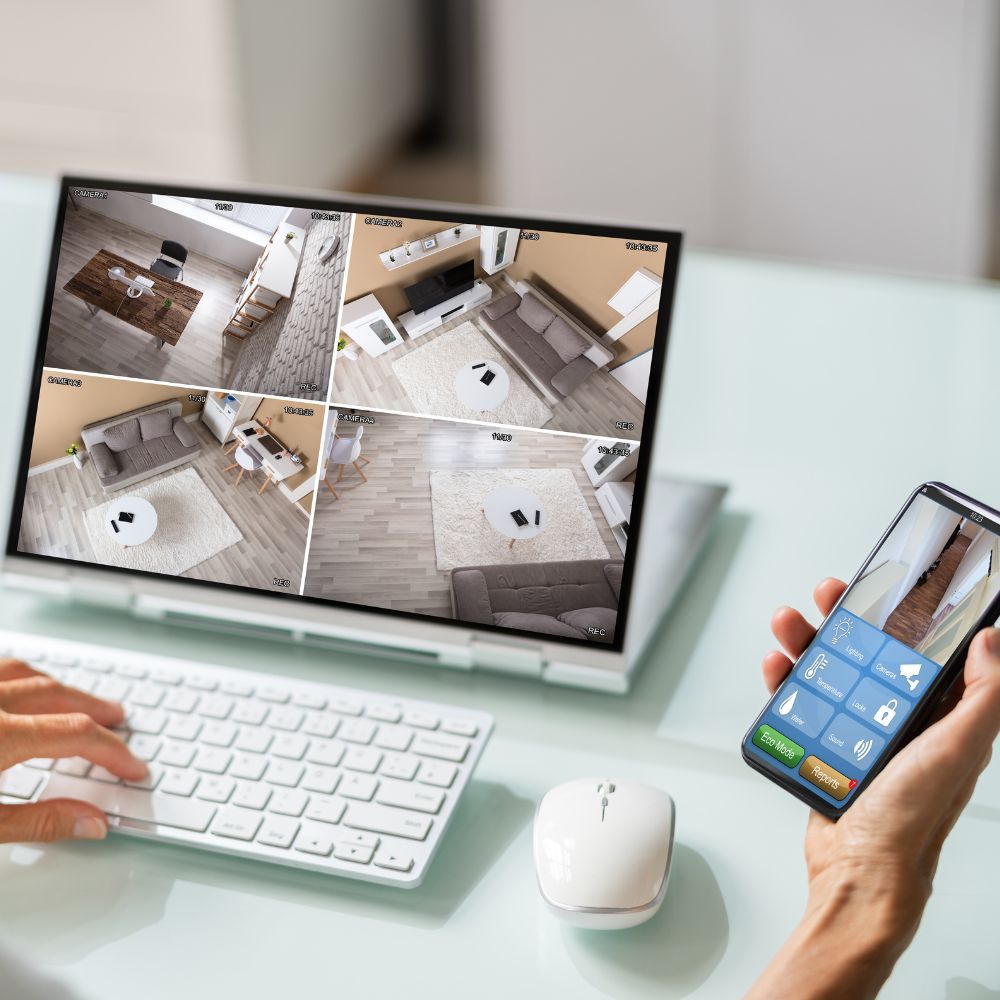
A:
<box><xmin>743</xmin><ymin>484</ymin><xmax>1000</xmax><ymax>812</ymax></box>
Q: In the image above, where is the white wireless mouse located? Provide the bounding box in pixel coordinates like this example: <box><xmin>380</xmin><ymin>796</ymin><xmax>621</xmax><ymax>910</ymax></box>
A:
<box><xmin>533</xmin><ymin>778</ymin><xmax>675</xmax><ymax>930</ymax></box>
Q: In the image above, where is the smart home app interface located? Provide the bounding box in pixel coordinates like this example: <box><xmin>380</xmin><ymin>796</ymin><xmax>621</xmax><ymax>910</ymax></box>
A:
<box><xmin>746</xmin><ymin>491</ymin><xmax>1000</xmax><ymax>807</ymax></box>
<box><xmin>12</xmin><ymin>182</ymin><xmax>677</xmax><ymax>649</ymax></box>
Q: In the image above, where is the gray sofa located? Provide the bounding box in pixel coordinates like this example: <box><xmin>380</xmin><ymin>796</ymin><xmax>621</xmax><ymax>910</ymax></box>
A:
<box><xmin>80</xmin><ymin>399</ymin><xmax>201</xmax><ymax>493</ymax></box>
<box><xmin>450</xmin><ymin>559</ymin><xmax>622</xmax><ymax>644</ymax></box>
<box><xmin>479</xmin><ymin>282</ymin><xmax>616</xmax><ymax>403</ymax></box>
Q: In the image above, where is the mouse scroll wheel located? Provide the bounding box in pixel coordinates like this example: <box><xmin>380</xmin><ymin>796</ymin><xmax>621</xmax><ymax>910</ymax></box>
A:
<box><xmin>596</xmin><ymin>781</ymin><xmax>616</xmax><ymax>795</ymax></box>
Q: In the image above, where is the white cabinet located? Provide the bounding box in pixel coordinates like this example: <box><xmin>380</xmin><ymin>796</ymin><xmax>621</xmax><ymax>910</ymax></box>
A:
<box><xmin>201</xmin><ymin>391</ymin><xmax>262</xmax><ymax>444</ymax></box>
<box><xmin>581</xmin><ymin>438</ymin><xmax>640</xmax><ymax>487</ymax></box>
<box><xmin>596</xmin><ymin>481</ymin><xmax>634</xmax><ymax>555</ymax></box>
<box><xmin>339</xmin><ymin>293</ymin><xmax>404</xmax><ymax>357</ymax></box>
<box><xmin>479</xmin><ymin>226</ymin><xmax>520</xmax><ymax>275</ymax></box>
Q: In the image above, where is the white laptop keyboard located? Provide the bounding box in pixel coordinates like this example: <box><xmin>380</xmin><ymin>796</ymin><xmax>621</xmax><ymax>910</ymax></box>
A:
<box><xmin>0</xmin><ymin>631</ymin><xmax>493</xmax><ymax>887</ymax></box>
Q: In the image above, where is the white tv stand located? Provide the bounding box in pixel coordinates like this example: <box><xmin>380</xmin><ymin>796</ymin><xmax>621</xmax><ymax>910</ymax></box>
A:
<box><xmin>398</xmin><ymin>279</ymin><xmax>493</xmax><ymax>339</ymax></box>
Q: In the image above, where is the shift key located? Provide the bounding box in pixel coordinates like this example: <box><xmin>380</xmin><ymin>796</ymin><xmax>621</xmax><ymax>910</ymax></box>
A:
<box><xmin>39</xmin><ymin>773</ymin><xmax>216</xmax><ymax>832</ymax></box>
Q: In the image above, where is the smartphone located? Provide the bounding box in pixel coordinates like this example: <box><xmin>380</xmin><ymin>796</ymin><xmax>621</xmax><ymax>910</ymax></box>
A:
<box><xmin>742</xmin><ymin>482</ymin><xmax>1000</xmax><ymax>818</ymax></box>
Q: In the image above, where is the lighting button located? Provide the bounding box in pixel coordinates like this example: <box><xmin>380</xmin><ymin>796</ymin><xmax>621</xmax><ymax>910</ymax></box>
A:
<box><xmin>799</xmin><ymin>754</ymin><xmax>855</xmax><ymax>801</ymax></box>
<box><xmin>751</xmin><ymin>724</ymin><xmax>805</xmax><ymax>768</ymax></box>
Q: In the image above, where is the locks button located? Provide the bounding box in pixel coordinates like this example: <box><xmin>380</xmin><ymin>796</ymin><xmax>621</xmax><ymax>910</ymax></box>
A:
<box><xmin>845</xmin><ymin>677</ymin><xmax>911</xmax><ymax>735</ymax></box>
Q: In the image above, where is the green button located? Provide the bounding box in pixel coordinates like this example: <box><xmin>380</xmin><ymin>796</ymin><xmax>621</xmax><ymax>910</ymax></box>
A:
<box><xmin>752</xmin><ymin>724</ymin><xmax>805</xmax><ymax>768</ymax></box>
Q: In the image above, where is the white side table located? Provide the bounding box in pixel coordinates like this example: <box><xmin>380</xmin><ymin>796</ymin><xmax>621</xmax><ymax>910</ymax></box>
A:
<box><xmin>483</xmin><ymin>485</ymin><xmax>544</xmax><ymax>549</ymax></box>
<box><xmin>454</xmin><ymin>360</ymin><xmax>511</xmax><ymax>412</ymax></box>
<box><xmin>105</xmin><ymin>496</ymin><xmax>157</xmax><ymax>548</ymax></box>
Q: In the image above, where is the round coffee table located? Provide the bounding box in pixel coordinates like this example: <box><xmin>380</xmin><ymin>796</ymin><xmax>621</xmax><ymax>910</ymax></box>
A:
<box><xmin>483</xmin><ymin>485</ymin><xmax>544</xmax><ymax>550</ymax></box>
<box><xmin>454</xmin><ymin>360</ymin><xmax>511</xmax><ymax>412</ymax></box>
<box><xmin>105</xmin><ymin>496</ymin><xmax>157</xmax><ymax>548</ymax></box>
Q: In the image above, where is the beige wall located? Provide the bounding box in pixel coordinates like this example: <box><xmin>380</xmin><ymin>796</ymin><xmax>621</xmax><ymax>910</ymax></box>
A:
<box><xmin>251</xmin><ymin>397</ymin><xmax>326</xmax><ymax>501</ymax></box>
<box><xmin>30</xmin><ymin>371</ymin><xmax>206</xmax><ymax>467</ymax></box>
<box><xmin>506</xmin><ymin>233</ymin><xmax>666</xmax><ymax>369</ymax></box>
<box><xmin>343</xmin><ymin>216</ymin><xmax>480</xmax><ymax>321</ymax></box>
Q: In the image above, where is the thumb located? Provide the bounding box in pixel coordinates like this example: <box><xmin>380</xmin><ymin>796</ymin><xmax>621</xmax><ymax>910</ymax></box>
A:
<box><xmin>0</xmin><ymin>798</ymin><xmax>108</xmax><ymax>843</ymax></box>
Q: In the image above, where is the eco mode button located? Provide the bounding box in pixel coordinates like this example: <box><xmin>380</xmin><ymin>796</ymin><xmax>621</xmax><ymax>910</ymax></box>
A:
<box><xmin>752</xmin><ymin>724</ymin><xmax>805</xmax><ymax>768</ymax></box>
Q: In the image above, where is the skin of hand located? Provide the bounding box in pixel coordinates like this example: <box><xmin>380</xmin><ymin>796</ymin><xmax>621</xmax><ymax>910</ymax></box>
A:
<box><xmin>0</xmin><ymin>659</ymin><xmax>146</xmax><ymax>843</ymax></box>
<box><xmin>747</xmin><ymin>578</ymin><xmax>1000</xmax><ymax>1000</ymax></box>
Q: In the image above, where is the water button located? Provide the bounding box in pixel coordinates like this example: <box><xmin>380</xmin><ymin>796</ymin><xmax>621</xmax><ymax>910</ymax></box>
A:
<box><xmin>770</xmin><ymin>683</ymin><xmax>834</xmax><ymax>739</ymax></box>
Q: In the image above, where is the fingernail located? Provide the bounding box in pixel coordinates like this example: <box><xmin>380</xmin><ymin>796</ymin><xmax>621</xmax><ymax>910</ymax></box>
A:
<box><xmin>983</xmin><ymin>627</ymin><xmax>1000</xmax><ymax>658</ymax></box>
<box><xmin>72</xmin><ymin>816</ymin><xmax>108</xmax><ymax>840</ymax></box>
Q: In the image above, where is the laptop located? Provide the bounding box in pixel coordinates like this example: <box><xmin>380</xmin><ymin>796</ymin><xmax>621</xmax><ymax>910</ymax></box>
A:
<box><xmin>0</xmin><ymin>176</ymin><xmax>722</xmax><ymax>884</ymax></box>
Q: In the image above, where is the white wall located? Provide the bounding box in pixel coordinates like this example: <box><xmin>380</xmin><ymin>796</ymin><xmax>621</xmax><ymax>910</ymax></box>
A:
<box><xmin>476</xmin><ymin>0</ymin><xmax>1000</xmax><ymax>278</ymax></box>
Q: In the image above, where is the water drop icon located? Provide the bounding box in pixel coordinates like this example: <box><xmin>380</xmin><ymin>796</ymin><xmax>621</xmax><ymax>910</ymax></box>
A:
<box><xmin>778</xmin><ymin>690</ymin><xmax>797</xmax><ymax>717</ymax></box>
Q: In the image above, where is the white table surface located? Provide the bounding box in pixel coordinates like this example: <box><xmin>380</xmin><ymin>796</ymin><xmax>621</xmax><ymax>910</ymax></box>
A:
<box><xmin>1</xmin><ymin>174</ymin><xmax>999</xmax><ymax>1000</ymax></box>
<box><xmin>454</xmin><ymin>359</ymin><xmax>510</xmax><ymax>412</ymax></box>
<box><xmin>483</xmin><ymin>485</ymin><xmax>544</xmax><ymax>542</ymax></box>
<box><xmin>104</xmin><ymin>496</ymin><xmax>157</xmax><ymax>547</ymax></box>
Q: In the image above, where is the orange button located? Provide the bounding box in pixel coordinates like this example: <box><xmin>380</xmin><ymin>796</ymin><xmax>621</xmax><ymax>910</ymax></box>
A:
<box><xmin>799</xmin><ymin>755</ymin><xmax>855</xmax><ymax>801</ymax></box>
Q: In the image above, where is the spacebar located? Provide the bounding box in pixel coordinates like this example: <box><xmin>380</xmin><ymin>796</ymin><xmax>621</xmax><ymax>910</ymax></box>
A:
<box><xmin>39</xmin><ymin>774</ymin><xmax>216</xmax><ymax>832</ymax></box>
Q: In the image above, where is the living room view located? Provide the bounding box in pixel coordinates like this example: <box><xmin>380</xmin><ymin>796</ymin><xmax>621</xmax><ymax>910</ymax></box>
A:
<box><xmin>302</xmin><ymin>407</ymin><xmax>638</xmax><ymax>643</ymax></box>
<box><xmin>44</xmin><ymin>188</ymin><xmax>350</xmax><ymax>400</ymax></box>
<box><xmin>331</xmin><ymin>215</ymin><xmax>663</xmax><ymax>440</ymax></box>
<box><xmin>18</xmin><ymin>371</ymin><xmax>327</xmax><ymax>593</ymax></box>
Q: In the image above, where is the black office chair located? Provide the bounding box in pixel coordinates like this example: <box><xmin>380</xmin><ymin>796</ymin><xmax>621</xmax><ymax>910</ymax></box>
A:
<box><xmin>150</xmin><ymin>240</ymin><xmax>188</xmax><ymax>281</ymax></box>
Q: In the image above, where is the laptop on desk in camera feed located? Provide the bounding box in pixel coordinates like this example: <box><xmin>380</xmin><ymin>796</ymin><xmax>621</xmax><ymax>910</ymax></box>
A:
<box><xmin>4</xmin><ymin>177</ymin><xmax>723</xmax><ymax>693</ymax></box>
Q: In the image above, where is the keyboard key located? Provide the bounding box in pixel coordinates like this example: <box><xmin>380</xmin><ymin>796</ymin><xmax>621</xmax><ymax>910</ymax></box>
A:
<box><xmin>67</xmin><ymin>670</ymin><xmax>97</xmax><ymax>693</ymax></box>
<box><xmin>441</xmin><ymin>719</ymin><xmax>479</xmax><ymax>738</ymax></box>
<box><xmin>343</xmin><ymin>746</ymin><xmax>382</xmax><ymax>774</ymax></box>
<box><xmin>22</xmin><ymin>758</ymin><xmax>54</xmax><ymax>771</ymax></box>
<box><xmin>344</xmin><ymin>802</ymin><xmax>432</xmax><ymax>841</ymax></box>
<box><xmin>46</xmin><ymin>651</ymin><xmax>78</xmax><ymax>667</ymax></box>
<box><xmin>82</xmin><ymin>657</ymin><xmax>114</xmax><ymax>674</ymax></box>
<box><xmin>302</xmin><ymin>713</ymin><xmax>339</xmax><ymax>738</ymax></box>
<box><xmin>195</xmin><ymin>776</ymin><xmax>235</xmax><ymax>803</ymax></box>
<box><xmin>402</xmin><ymin>711</ymin><xmax>438</xmax><ymax>730</ymax></box>
<box><xmin>267</xmin><ymin>707</ymin><xmax>304</xmax><ymax>732</ymax></box>
<box><xmin>376</xmin><ymin>781</ymin><xmax>444</xmax><ymax>815</ymax></box>
<box><xmin>116</xmin><ymin>663</ymin><xmax>147</xmax><ymax>679</ymax></box>
<box><xmin>193</xmin><ymin>748</ymin><xmax>232</xmax><ymax>774</ymax></box>
<box><xmin>94</xmin><ymin>677</ymin><xmax>130</xmax><ymax>702</ymax></box>
<box><xmin>306</xmin><ymin>739</ymin><xmax>344</xmax><ymax>767</ymax></box>
<box><xmin>230</xmin><ymin>752</ymin><xmax>268</xmax><ymax>781</ymax></box>
<box><xmin>271</xmin><ymin>734</ymin><xmax>308</xmax><ymax>760</ymax></box>
<box><xmin>291</xmin><ymin>690</ymin><xmax>326</xmax><ymax>710</ymax></box>
<box><xmin>340</xmin><ymin>829</ymin><xmax>379</xmax><ymax>849</ymax></box>
<box><xmin>55</xmin><ymin>757</ymin><xmax>91</xmax><ymax>777</ymax></box>
<box><xmin>304</xmin><ymin>796</ymin><xmax>346</xmax><ymax>825</ymax></box>
<box><xmin>257</xmin><ymin>815</ymin><xmax>299</xmax><ymax>849</ymax></box>
<box><xmin>412</xmin><ymin>734</ymin><xmax>469</xmax><ymax>763</ymax></box>
<box><xmin>128</xmin><ymin>709</ymin><xmax>167</xmax><ymax>735</ymax></box>
<box><xmin>294</xmin><ymin>829</ymin><xmax>333</xmax><ymax>857</ymax></box>
<box><xmin>269</xmin><ymin>789</ymin><xmax>308</xmax><ymax>817</ymax></box>
<box><xmin>164</xmin><ymin>716</ymin><xmax>202</xmax><ymax>742</ymax></box>
<box><xmin>125</xmin><ymin>765</ymin><xmax>163</xmax><ymax>791</ymax></box>
<box><xmin>163</xmin><ymin>688</ymin><xmax>199</xmax><ymax>713</ymax></box>
<box><xmin>232</xmin><ymin>782</ymin><xmax>271</xmax><ymax>810</ymax></box>
<box><xmin>380</xmin><ymin>754</ymin><xmax>419</xmax><ymax>781</ymax></box>
<box><xmin>234</xmin><ymin>728</ymin><xmax>273</xmax><ymax>754</ymax></box>
<box><xmin>201</xmin><ymin>722</ymin><xmax>237</xmax><ymax>748</ymax></box>
<box><xmin>339</xmin><ymin>719</ymin><xmax>376</xmax><ymax>745</ymax></box>
<box><xmin>231</xmin><ymin>701</ymin><xmax>269</xmax><ymax>726</ymax></box>
<box><xmin>339</xmin><ymin>773</ymin><xmax>378</xmax><ymax>801</ymax></box>
<box><xmin>333</xmin><ymin>843</ymin><xmax>374</xmax><ymax>865</ymax></box>
<box><xmin>258</xmin><ymin>684</ymin><xmax>289</xmax><ymax>704</ymax></box>
<box><xmin>198</xmin><ymin>694</ymin><xmax>235</xmax><ymax>720</ymax></box>
<box><xmin>301</xmin><ymin>765</ymin><xmax>340</xmax><ymax>795</ymax></box>
<box><xmin>151</xmin><ymin>668</ymin><xmax>182</xmax><ymax>685</ymax></box>
<box><xmin>127</xmin><ymin>734</ymin><xmax>161</xmax><ymax>762</ymax></box>
<box><xmin>330</xmin><ymin>697</ymin><xmax>363</xmax><ymax>716</ymax></box>
<box><xmin>89</xmin><ymin>766</ymin><xmax>122</xmax><ymax>784</ymax></box>
<box><xmin>40</xmin><ymin>774</ymin><xmax>216</xmax><ymax>831</ymax></box>
<box><xmin>160</xmin><ymin>769</ymin><xmax>199</xmax><ymax>797</ymax></box>
<box><xmin>374</xmin><ymin>849</ymin><xmax>414</xmax><ymax>872</ymax></box>
<box><xmin>220</xmin><ymin>679</ymin><xmax>254</xmax><ymax>697</ymax></box>
<box><xmin>367</xmin><ymin>705</ymin><xmax>401</xmax><ymax>723</ymax></box>
<box><xmin>129</xmin><ymin>683</ymin><xmax>165</xmax><ymax>708</ymax></box>
<box><xmin>265</xmin><ymin>760</ymin><xmax>304</xmax><ymax>787</ymax></box>
<box><xmin>374</xmin><ymin>724</ymin><xmax>413</xmax><ymax>752</ymax></box>
<box><xmin>186</xmin><ymin>675</ymin><xmax>218</xmax><ymax>692</ymax></box>
<box><xmin>0</xmin><ymin>767</ymin><xmax>42</xmax><ymax>799</ymax></box>
<box><xmin>211</xmin><ymin>806</ymin><xmax>263</xmax><ymax>842</ymax></box>
<box><xmin>158</xmin><ymin>742</ymin><xmax>197</xmax><ymax>768</ymax></box>
<box><xmin>418</xmin><ymin>762</ymin><xmax>458</xmax><ymax>788</ymax></box>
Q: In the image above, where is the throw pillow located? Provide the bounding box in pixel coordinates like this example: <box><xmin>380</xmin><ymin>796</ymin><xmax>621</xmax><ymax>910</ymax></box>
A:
<box><xmin>138</xmin><ymin>409</ymin><xmax>174</xmax><ymax>440</ymax></box>
<box><xmin>102</xmin><ymin>418</ymin><xmax>141</xmax><ymax>453</ymax></box>
<box><xmin>89</xmin><ymin>443</ymin><xmax>119</xmax><ymax>479</ymax></box>
<box><xmin>515</xmin><ymin>292</ymin><xmax>555</xmax><ymax>333</ymax></box>
<box><xmin>542</xmin><ymin>316</ymin><xmax>588</xmax><ymax>364</ymax></box>
<box><xmin>172</xmin><ymin>417</ymin><xmax>198</xmax><ymax>449</ymax></box>
<box><xmin>492</xmin><ymin>611</ymin><xmax>583</xmax><ymax>638</ymax></box>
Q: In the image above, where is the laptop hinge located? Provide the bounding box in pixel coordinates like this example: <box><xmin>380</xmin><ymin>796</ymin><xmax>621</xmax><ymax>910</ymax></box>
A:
<box><xmin>469</xmin><ymin>637</ymin><xmax>544</xmax><ymax>676</ymax></box>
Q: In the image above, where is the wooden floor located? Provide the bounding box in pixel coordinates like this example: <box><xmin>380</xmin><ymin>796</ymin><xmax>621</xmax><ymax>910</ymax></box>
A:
<box><xmin>884</xmin><ymin>532</ymin><xmax>972</xmax><ymax>648</ymax></box>
<box><xmin>330</xmin><ymin>276</ymin><xmax>646</xmax><ymax>440</ymax></box>
<box><xmin>302</xmin><ymin>412</ymin><xmax>619</xmax><ymax>618</ymax></box>
<box><xmin>44</xmin><ymin>205</ymin><xmax>245</xmax><ymax>391</ymax></box>
<box><xmin>17</xmin><ymin>420</ymin><xmax>310</xmax><ymax>594</ymax></box>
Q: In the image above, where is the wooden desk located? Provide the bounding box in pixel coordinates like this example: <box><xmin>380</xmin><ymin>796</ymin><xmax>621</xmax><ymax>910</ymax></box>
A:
<box><xmin>223</xmin><ymin>421</ymin><xmax>302</xmax><ymax>495</ymax></box>
<box><xmin>63</xmin><ymin>248</ymin><xmax>203</xmax><ymax>349</ymax></box>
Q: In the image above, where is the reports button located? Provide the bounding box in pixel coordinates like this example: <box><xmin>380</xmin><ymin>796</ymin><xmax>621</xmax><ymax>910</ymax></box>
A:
<box><xmin>799</xmin><ymin>754</ymin><xmax>855</xmax><ymax>801</ymax></box>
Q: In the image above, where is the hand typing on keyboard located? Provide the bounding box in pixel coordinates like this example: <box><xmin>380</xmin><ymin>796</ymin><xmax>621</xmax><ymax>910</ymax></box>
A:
<box><xmin>0</xmin><ymin>657</ymin><xmax>147</xmax><ymax>843</ymax></box>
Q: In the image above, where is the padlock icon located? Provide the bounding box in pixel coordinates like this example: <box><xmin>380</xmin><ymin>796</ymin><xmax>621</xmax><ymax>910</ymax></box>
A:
<box><xmin>874</xmin><ymin>699</ymin><xmax>898</xmax><ymax>727</ymax></box>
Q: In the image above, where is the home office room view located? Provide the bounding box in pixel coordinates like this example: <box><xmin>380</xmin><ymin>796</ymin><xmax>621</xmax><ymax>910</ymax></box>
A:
<box><xmin>332</xmin><ymin>214</ymin><xmax>661</xmax><ymax>439</ymax></box>
<box><xmin>304</xmin><ymin>407</ymin><xmax>636</xmax><ymax>642</ymax></box>
<box><xmin>43</xmin><ymin>186</ymin><xmax>351</xmax><ymax>400</ymax></box>
<box><xmin>17</xmin><ymin>371</ymin><xmax>325</xmax><ymax>593</ymax></box>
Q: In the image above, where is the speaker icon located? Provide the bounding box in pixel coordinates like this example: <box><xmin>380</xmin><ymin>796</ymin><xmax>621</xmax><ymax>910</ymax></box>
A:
<box><xmin>853</xmin><ymin>737</ymin><xmax>874</xmax><ymax>762</ymax></box>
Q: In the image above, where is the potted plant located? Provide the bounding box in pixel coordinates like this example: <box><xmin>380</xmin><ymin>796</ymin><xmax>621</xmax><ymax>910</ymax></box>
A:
<box><xmin>161</xmin><ymin>297</ymin><xmax>173</xmax><ymax>310</ymax></box>
<box><xmin>403</xmin><ymin>241</ymin><xmax>412</xmax><ymax>257</ymax></box>
<box><xmin>388</xmin><ymin>251</ymin><xmax>396</xmax><ymax>263</ymax></box>
<box><xmin>453</xmin><ymin>226</ymin><xmax>462</xmax><ymax>238</ymax></box>
<box><xmin>66</xmin><ymin>442</ymin><xmax>84</xmax><ymax>471</ymax></box>
<box><xmin>337</xmin><ymin>337</ymin><xmax>358</xmax><ymax>361</ymax></box>
<box><xmin>285</xmin><ymin>231</ymin><xmax>295</xmax><ymax>243</ymax></box>
<box><xmin>337</xmin><ymin>337</ymin><xmax>347</xmax><ymax>351</ymax></box>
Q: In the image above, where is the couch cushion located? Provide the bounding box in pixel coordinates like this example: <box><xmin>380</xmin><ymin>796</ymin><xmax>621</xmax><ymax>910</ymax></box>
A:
<box><xmin>515</xmin><ymin>292</ymin><xmax>554</xmax><ymax>333</ymax></box>
<box><xmin>603</xmin><ymin>562</ymin><xmax>624</xmax><ymax>600</ymax></box>
<box><xmin>483</xmin><ymin>291</ymin><xmax>520</xmax><ymax>321</ymax></box>
<box><xmin>492</xmin><ymin>611</ymin><xmax>584</xmax><ymax>638</ymax></box>
<box><xmin>477</xmin><ymin>561</ymin><xmax>618</xmax><ymax>618</ymax></box>
<box><xmin>139</xmin><ymin>409</ymin><xmax>174</xmax><ymax>440</ymax></box>
<box><xmin>487</xmin><ymin>314</ymin><xmax>566</xmax><ymax>384</ymax></box>
<box><xmin>89</xmin><ymin>442</ymin><xmax>119</xmax><ymax>480</ymax></box>
<box><xmin>173</xmin><ymin>417</ymin><xmax>198</xmax><ymax>449</ymax></box>
<box><xmin>550</xmin><ymin>356</ymin><xmax>597</xmax><ymax>396</ymax></box>
<box><xmin>542</xmin><ymin>315</ymin><xmax>588</xmax><ymax>364</ymax></box>
<box><xmin>102</xmin><ymin>417</ymin><xmax>141</xmax><ymax>453</ymax></box>
<box><xmin>558</xmin><ymin>606</ymin><xmax>617</xmax><ymax>642</ymax></box>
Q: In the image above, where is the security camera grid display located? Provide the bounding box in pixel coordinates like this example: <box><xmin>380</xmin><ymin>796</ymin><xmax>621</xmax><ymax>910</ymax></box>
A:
<box><xmin>14</xmin><ymin>182</ymin><xmax>676</xmax><ymax>648</ymax></box>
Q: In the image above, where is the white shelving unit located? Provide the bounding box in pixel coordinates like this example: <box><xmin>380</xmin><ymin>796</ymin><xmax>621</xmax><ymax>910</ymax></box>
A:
<box><xmin>378</xmin><ymin>225</ymin><xmax>479</xmax><ymax>270</ymax></box>
<box><xmin>596</xmin><ymin>481</ymin><xmax>633</xmax><ymax>555</ymax></box>
<box><xmin>480</xmin><ymin>226</ymin><xmax>520</xmax><ymax>274</ymax></box>
<box><xmin>340</xmin><ymin>293</ymin><xmax>404</xmax><ymax>357</ymax></box>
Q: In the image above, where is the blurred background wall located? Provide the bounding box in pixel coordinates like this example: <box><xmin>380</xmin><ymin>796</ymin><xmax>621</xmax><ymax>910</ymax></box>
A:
<box><xmin>2</xmin><ymin>0</ymin><xmax>998</xmax><ymax>278</ymax></box>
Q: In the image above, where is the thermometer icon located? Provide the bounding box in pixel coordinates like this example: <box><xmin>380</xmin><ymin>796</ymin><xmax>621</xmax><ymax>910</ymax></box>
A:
<box><xmin>804</xmin><ymin>652</ymin><xmax>829</xmax><ymax>680</ymax></box>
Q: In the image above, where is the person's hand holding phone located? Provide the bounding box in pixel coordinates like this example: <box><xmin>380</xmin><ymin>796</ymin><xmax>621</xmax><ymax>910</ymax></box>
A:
<box><xmin>747</xmin><ymin>578</ymin><xmax>1000</xmax><ymax>1000</ymax></box>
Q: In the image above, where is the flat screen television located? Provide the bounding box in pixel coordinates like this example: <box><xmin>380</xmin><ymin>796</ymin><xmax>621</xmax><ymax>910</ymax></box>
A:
<box><xmin>403</xmin><ymin>259</ymin><xmax>475</xmax><ymax>314</ymax></box>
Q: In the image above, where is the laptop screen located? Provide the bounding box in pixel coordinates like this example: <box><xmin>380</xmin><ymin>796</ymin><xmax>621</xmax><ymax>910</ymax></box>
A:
<box><xmin>8</xmin><ymin>178</ymin><xmax>680</xmax><ymax>653</ymax></box>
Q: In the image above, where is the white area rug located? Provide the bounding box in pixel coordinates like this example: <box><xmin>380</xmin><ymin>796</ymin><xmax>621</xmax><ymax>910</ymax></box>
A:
<box><xmin>429</xmin><ymin>468</ymin><xmax>610</xmax><ymax>570</ymax></box>
<box><xmin>83</xmin><ymin>467</ymin><xmax>243</xmax><ymax>575</ymax></box>
<box><xmin>392</xmin><ymin>321</ymin><xmax>554</xmax><ymax>426</ymax></box>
